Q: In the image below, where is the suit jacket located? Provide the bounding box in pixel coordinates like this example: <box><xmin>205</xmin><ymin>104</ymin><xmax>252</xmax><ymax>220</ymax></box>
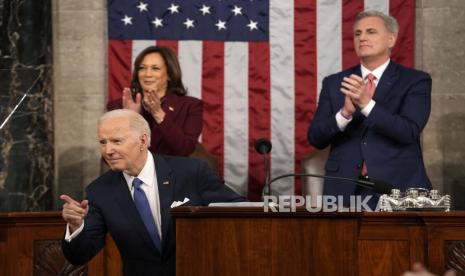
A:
<box><xmin>308</xmin><ymin>61</ymin><xmax>432</xmax><ymax>201</ymax></box>
<box><xmin>62</xmin><ymin>154</ymin><xmax>245</xmax><ymax>276</ymax></box>
<box><xmin>107</xmin><ymin>92</ymin><xmax>203</xmax><ymax>156</ymax></box>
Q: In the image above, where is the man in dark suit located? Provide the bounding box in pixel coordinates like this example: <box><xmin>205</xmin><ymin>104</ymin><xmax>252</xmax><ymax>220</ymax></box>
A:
<box><xmin>60</xmin><ymin>109</ymin><xmax>245</xmax><ymax>276</ymax></box>
<box><xmin>308</xmin><ymin>10</ymin><xmax>432</xmax><ymax>208</ymax></box>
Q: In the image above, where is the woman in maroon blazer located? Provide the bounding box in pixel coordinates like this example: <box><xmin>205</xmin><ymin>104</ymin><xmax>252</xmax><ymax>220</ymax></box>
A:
<box><xmin>107</xmin><ymin>46</ymin><xmax>202</xmax><ymax>156</ymax></box>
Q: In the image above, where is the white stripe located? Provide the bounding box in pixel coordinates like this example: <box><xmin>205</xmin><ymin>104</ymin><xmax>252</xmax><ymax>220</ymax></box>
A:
<box><xmin>178</xmin><ymin>41</ymin><xmax>203</xmax><ymax>100</ymax></box>
<box><xmin>269</xmin><ymin>0</ymin><xmax>295</xmax><ymax>196</ymax></box>
<box><xmin>303</xmin><ymin>0</ymin><xmax>343</xmax><ymax>197</ymax></box>
<box><xmin>132</xmin><ymin>40</ymin><xmax>155</xmax><ymax>72</ymax></box>
<box><xmin>223</xmin><ymin>42</ymin><xmax>249</xmax><ymax>196</ymax></box>
<box><xmin>364</xmin><ymin>0</ymin><xmax>389</xmax><ymax>14</ymax></box>
<box><xmin>316</xmin><ymin>0</ymin><xmax>342</xmax><ymax>101</ymax></box>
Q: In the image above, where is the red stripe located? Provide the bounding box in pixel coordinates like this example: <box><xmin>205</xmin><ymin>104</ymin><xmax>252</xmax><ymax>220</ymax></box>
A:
<box><xmin>294</xmin><ymin>0</ymin><xmax>317</xmax><ymax>195</ymax></box>
<box><xmin>390</xmin><ymin>0</ymin><xmax>415</xmax><ymax>67</ymax></box>
<box><xmin>342</xmin><ymin>0</ymin><xmax>364</xmax><ymax>69</ymax></box>
<box><xmin>248</xmin><ymin>42</ymin><xmax>271</xmax><ymax>201</ymax></box>
<box><xmin>108</xmin><ymin>40</ymin><xmax>132</xmax><ymax>103</ymax></box>
<box><xmin>201</xmin><ymin>42</ymin><xmax>225</xmax><ymax>178</ymax></box>
<box><xmin>156</xmin><ymin>40</ymin><xmax>179</xmax><ymax>55</ymax></box>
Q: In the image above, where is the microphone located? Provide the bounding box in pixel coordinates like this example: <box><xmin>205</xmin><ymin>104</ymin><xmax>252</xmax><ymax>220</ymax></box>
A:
<box><xmin>254</xmin><ymin>138</ymin><xmax>272</xmax><ymax>154</ymax></box>
<box><xmin>254</xmin><ymin>138</ymin><xmax>272</xmax><ymax>196</ymax></box>
<box><xmin>267</xmin><ymin>173</ymin><xmax>393</xmax><ymax>195</ymax></box>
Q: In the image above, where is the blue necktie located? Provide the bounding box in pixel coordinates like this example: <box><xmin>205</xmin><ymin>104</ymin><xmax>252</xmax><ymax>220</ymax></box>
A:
<box><xmin>132</xmin><ymin>178</ymin><xmax>161</xmax><ymax>251</ymax></box>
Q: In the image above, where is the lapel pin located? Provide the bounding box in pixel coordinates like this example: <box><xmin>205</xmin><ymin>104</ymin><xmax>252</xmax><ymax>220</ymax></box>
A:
<box><xmin>162</xmin><ymin>181</ymin><xmax>170</xmax><ymax>185</ymax></box>
<box><xmin>168</xmin><ymin>106</ymin><xmax>174</xmax><ymax>111</ymax></box>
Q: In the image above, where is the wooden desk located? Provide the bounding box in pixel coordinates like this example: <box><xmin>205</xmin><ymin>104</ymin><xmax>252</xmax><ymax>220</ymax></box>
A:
<box><xmin>1</xmin><ymin>210</ymin><xmax>464</xmax><ymax>275</ymax></box>
<box><xmin>0</xmin><ymin>212</ymin><xmax>121</xmax><ymax>276</ymax></box>
<box><xmin>172</xmin><ymin>207</ymin><xmax>465</xmax><ymax>276</ymax></box>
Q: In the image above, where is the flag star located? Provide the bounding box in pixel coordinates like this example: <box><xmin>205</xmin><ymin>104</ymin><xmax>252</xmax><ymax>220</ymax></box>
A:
<box><xmin>231</xmin><ymin>5</ymin><xmax>243</xmax><ymax>16</ymax></box>
<box><xmin>247</xmin><ymin>20</ymin><xmax>258</xmax><ymax>31</ymax></box>
<box><xmin>152</xmin><ymin>17</ymin><xmax>163</xmax><ymax>28</ymax></box>
<box><xmin>183</xmin><ymin>18</ymin><xmax>195</xmax><ymax>29</ymax></box>
<box><xmin>215</xmin><ymin>20</ymin><xmax>227</xmax><ymax>30</ymax></box>
<box><xmin>168</xmin><ymin>3</ymin><xmax>180</xmax><ymax>14</ymax></box>
<box><xmin>199</xmin><ymin>4</ymin><xmax>211</xmax><ymax>15</ymax></box>
<box><xmin>121</xmin><ymin>15</ymin><xmax>133</xmax><ymax>25</ymax></box>
<box><xmin>136</xmin><ymin>2</ymin><xmax>148</xmax><ymax>12</ymax></box>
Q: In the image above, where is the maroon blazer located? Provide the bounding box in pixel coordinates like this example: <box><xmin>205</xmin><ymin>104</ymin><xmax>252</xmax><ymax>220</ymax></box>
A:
<box><xmin>107</xmin><ymin>92</ymin><xmax>203</xmax><ymax>156</ymax></box>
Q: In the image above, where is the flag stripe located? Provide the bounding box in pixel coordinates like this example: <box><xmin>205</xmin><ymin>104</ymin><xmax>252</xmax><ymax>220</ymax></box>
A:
<box><xmin>342</xmin><ymin>0</ymin><xmax>364</xmax><ymax>69</ymax></box>
<box><xmin>317</xmin><ymin>0</ymin><xmax>342</xmax><ymax>100</ymax></box>
<box><xmin>294</xmin><ymin>0</ymin><xmax>317</xmax><ymax>195</ymax></box>
<box><xmin>390</xmin><ymin>0</ymin><xmax>415</xmax><ymax>67</ymax></box>
<box><xmin>269</xmin><ymin>0</ymin><xmax>295</xmax><ymax>196</ymax></box>
<box><xmin>156</xmin><ymin>40</ymin><xmax>178</xmax><ymax>55</ymax></box>
<box><xmin>247</xmin><ymin>42</ymin><xmax>271</xmax><ymax>200</ymax></box>
<box><xmin>201</xmin><ymin>42</ymin><xmax>225</xmax><ymax>178</ymax></box>
<box><xmin>224</xmin><ymin>42</ymin><xmax>249</xmax><ymax>195</ymax></box>
<box><xmin>365</xmin><ymin>0</ymin><xmax>389</xmax><ymax>14</ymax></box>
<box><xmin>108</xmin><ymin>40</ymin><xmax>132</xmax><ymax>102</ymax></box>
<box><xmin>178</xmin><ymin>41</ymin><xmax>203</xmax><ymax>100</ymax></box>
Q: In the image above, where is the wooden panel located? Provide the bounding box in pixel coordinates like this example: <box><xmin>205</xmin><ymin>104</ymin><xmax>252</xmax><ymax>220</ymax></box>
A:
<box><xmin>2</xmin><ymin>210</ymin><xmax>465</xmax><ymax>275</ymax></box>
<box><xmin>33</xmin><ymin>240</ymin><xmax>86</xmax><ymax>276</ymax></box>
<box><xmin>428</xmin><ymin>226</ymin><xmax>465</xmax><ymax>275</ymax></box>
<box><xmin>359</xmin><ymin>240</ymin><xmax>409</xmax><ymax>275</ymax></box>
<box><xmin>175</xmin><ymin>213</ymin><xmax>358</xmax><ymax>276</ymax></box>
<box><xmin>0</xmin><ymin>212</ymin><xmax>112</xmax><ymax>276</ymax></box>
<box><xmin>176</xmin><ymin>217</ymin><xmax>272</xmax><ymax>275</ymax></box>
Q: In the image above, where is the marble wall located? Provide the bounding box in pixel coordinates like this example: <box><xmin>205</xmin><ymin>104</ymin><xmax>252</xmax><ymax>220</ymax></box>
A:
<box><xmin>52</xmin><ymin>0</ymin><xmax>106</xmax><ymax>207</ymax></box>
<box><xmin>1</xmin><ymin>0</ymin><xmax>464</xmax><ymax>211</ymax></box>
<box><xmin>419</xmin><ymin>0</ymin><xmax>465</xmax><ymax>208</ymax></box>
<box><xmin>0</xmin><ymin>0</ymin><xmax>53</xmax><ymax>211</ymax></box>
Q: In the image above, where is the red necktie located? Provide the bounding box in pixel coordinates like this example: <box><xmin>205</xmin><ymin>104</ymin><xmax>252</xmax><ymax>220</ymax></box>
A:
<box><xmin>361</xmin><ymin>73</ymin><xmax>376</xmax><ymax>177</ymax></box>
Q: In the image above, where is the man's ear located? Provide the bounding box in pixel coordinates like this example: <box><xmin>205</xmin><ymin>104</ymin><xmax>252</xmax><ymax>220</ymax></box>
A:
<box><xmin>140</xmin><ymin>133</ymin><xmax>149</xmax><ymax>150</ymax></box>
<box><xmin>388</xmin><ymin>32</ymin><xmax>398</xmax><ymax>49</ymax></box>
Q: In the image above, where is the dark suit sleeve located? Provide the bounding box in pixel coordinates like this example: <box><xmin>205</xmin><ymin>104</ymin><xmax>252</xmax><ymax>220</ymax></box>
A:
<box><xmin>308</xmin><ymin>76</ymin><xmax>343</xmax><ymax>149</ymax></box>
<box><xmin>364</xmin><ymin>72</ymin><xmax>432</xmax><ymax>144</ymax></box>
<box><xmin>157</xmin><ymin>98</ymin><xmax>203</xmax><ymax>156</ymax></box>
<box><xmin>195</xmin><ymin>160</ymin><xmax>247</xmax><ymax>204</ymax></box>
<box><xmin>62</xmin><ymin>188</ymin><xmax>107</xmax><ymax>265</ymax></box>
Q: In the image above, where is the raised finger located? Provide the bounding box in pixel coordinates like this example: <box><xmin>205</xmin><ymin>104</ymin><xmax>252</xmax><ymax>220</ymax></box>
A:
<box><xmin>60</xmin><ymin>194</ymin><xmax>80</xmax><ymax>206</ymax></box>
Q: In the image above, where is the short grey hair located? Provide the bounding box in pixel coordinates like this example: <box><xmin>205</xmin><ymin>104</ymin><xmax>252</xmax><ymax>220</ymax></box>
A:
<box><xmin>98</xmin><ymin>109</ymin><xmax>151</xmax><ymax>144</ymax></box>
<box><xmin>355</xmin><ymin>10</ymin><xmax>399</xmax><ymax>34</ymax></box>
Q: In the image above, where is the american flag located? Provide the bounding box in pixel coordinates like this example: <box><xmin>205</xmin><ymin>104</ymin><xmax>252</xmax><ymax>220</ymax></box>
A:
<box><xmin>107</xmin><ymin>0</ymin><xmax>415</xmax><ymax>200</ymax></box>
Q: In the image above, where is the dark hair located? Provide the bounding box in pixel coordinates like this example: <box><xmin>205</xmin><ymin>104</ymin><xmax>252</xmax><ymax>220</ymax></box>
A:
<box><xmin>131</xmin><ymin>46</ymin><xmax>187</xmax><ymax>96</ymax></box>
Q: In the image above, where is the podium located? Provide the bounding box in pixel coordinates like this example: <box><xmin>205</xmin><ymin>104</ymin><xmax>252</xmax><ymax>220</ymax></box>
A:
<box><xmin>1</xmin><ymin>210</ymin><xmax>465</xmax><ymax>275</ymax></box>
<box><xmin>171</xmin><ymin>207</ymin><xmax>465</xmax><ymax>276</ymax></box>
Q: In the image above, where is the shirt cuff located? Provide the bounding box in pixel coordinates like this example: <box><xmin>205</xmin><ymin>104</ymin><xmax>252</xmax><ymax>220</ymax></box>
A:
<box><xmin>64</xmin><ymin>222</ymin><xmax>85</xmax><ymax>242</ymax></box>
<box><xmin>361</xmin><ymin>100</ymin><xmax>376</xmax><ymax>117</ymax></box>
<box><xmin>335</xmin><ymin>110</ymin><xmax>352</xmax><ymax>131</ymax></box>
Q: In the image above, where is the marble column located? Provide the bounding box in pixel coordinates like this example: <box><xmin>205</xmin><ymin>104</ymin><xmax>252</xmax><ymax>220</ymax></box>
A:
<box><xmin>0</xmin><ymin>0</ymin><xmax>53</xmax><ymax>211</ymax></box>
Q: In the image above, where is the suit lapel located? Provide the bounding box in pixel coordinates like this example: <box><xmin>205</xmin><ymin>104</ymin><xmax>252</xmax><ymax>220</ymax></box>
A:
<box><xmin>373</xmin><ymin>61</ymin><xmax>399</xmax><ymax>104</ymax></box>
<box><xmin>112</xmin><ymin>172</ymin><xmax>159</xmax><ymax>253</ymax></box>
<box><xmin>153</xmin><ymin>154</ymin><xmax>175</xmax><ymax>250</ymax></box>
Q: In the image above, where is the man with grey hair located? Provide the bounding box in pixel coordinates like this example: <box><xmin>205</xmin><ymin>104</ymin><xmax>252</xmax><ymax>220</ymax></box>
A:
<box><xmin>60</xmin><ymin>109</ymin><xmax>245</xmax><ymax>276</ymax></box>
<box><xmin>308</xmin><ymin>10</ymin><xmax>432</xmax><ymax>209</ymax></box>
